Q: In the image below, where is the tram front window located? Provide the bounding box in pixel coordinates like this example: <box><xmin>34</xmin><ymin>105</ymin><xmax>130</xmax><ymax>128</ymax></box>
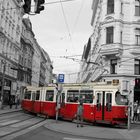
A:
<box><xmin>24</xmin><ymin>91</ymin><xmax>31</xmax><ymax>100</ymax></box>
<box><xmin>46</xmin><ymin>90</ymin><xmax>54</xmax><ymax>101</ymax></box>
<box><xmin>115</xmin><ymin>91</ymin><xmax>128</xmax><ymax>105</ymax></box>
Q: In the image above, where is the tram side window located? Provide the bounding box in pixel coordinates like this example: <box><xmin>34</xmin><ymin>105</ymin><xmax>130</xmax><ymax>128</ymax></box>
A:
<box><xmin>106</xmin><ymin>93</ymin><xmax>112</xmax><ymax>111</ymax></box>
<box><xmin>32</xmin><ymin>92</ymin><xmax>36</xmax><ymax>101</ymax></box>
<box><xmin>96</xmin><ymin>93</ymin><xmax>101</xmax><ymax>111</ymax></box>
<box><xmin>35</xmin><ymin>90</ymin><xmax>40</xmax><ymax>100</ymax></box>
<box><xmin>80</xmin><ymin>90</ymin><xmax>94</xmax><ymax>103</ymax></box>
<box><xmin>24</xmin><ymin>91</ymin><xmax>31</xmax><ymax>100</ymax></box>
<box><xmin>67</xmin><ymin>90</ymin><xmax>79</xmax><ymax>102</ymax></box>
<box><xmin>115</xmin><ymin>91</ymin><xmax>128</xmax><ymax>105</ymax></box>
<box><xmin>46</xmin><ymin>90</ymin><xmax>54</xmax><ymax>101</ymax></box>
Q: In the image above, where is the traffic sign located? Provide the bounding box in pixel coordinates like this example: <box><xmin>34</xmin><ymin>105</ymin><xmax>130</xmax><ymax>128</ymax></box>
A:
<box><xmin>58</xmin><ymin>74</ymin><xmax>65</xmax><ymax>83</ymax></box>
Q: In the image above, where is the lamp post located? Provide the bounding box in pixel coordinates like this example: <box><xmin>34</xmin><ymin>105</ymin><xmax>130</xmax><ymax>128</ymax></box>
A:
<box><xmin>0</xmin><ymin>59</ymin><xmax>6</xmax><ymax>109</ymax></box>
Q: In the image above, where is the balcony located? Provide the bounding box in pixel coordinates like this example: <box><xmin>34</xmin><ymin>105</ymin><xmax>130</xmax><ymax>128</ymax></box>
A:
<box><xmin>130</xmin><ymin>45</ymin><xmax>140</xmax><ymax>54</ymax></box>
<box><xmin>100</xmin><ymin>43</ymin><xmax>122</xmax><ymax>57</ymax></box>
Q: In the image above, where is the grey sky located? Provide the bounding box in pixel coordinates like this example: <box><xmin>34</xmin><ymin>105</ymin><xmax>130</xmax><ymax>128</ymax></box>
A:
<box><xmin>30</xmin><ymin>0</ymin><xmax>93</xmax><ymax>82</ymax></box>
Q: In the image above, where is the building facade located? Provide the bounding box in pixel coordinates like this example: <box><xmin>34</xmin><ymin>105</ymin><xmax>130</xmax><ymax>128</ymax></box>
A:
<box><xmin>0</xmin><ymin>0</ymin><xmax>23</xmax><ymax>104</ymax></box>
<box><xmin>78</xmin><ymin>0</ymin><xmax>140</xmax><ymax>104</ymax></box>
<box><xmin>18</xmin><ymin>18</ymin><xmax>34</xmax><ymax>94</ymax></box>
<box><xmin>0</xmin><ymin>0</ymin><xmax>53</xmax><ymax>105</ymax></box>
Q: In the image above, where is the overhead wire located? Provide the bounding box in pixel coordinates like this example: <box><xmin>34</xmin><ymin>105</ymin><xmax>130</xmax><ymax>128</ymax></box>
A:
<box><xmin>71</xmin><ymin>0</ymin><xmax>84</xmax><ymax>34</ymax></box>
<box><xmin>59</xmin><ymin>0</ymin><xmax>77</xmax><ymax>55</ymax></box>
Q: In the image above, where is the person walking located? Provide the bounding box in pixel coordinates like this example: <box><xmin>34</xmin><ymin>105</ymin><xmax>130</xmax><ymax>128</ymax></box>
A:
<box><xmin>9</xmin><ymin>95</ymin><xmax>13</xmax><ymax>109</ymax></box>
<box><xmin>137</xmin><ymin>103</ymin><xmax>140</xmax><ymax>121</ymax></box>
<box><xmin>15</xmin><ymin>95</ymin><xmax>18</xmax><ymax>109</ymax></box>
<box><xmin>133</xmin><ymin>101</ymin><xmax>138</xmax><ymax>122</ymax></box>
<box><xmin>76</xmin><ymin>97</ymin><xmax>84</xmax><ymax>127</ymax></box>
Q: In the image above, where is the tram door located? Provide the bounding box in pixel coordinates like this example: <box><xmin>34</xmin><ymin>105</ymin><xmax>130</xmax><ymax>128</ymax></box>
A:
<box><xmin>31</xmin><ymin>92</ymin><xmax>36</xmax><ymax>112</ymax></box>
<box><xmin>95</xmin><ymin>91</ymin><xmax>112</xmax><ymax>122</ymax></box>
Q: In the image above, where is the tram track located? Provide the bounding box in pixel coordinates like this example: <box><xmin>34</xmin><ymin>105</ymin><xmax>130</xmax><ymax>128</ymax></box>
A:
<box><xmin>0</xmin><ymin>112</ymin><xmax>29</xmax><ymax>120</ymax></box>
<box><xmin>0</xmin><ymin>109</ymin><xmax>23</xmax><ymax>116</ymax></box>
<box><xmin>0</xmin><ymin>116</ymin><xmax>36</xmax><ymax>128</ymax></box>
<box><xmin>0</xmin><ymin>116</ymin><xmax>47</xmax><ymax>140</ymax></box>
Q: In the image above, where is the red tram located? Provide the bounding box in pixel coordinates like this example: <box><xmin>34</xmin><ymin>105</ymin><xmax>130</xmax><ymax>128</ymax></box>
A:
<box><xmin>21</xmin><ymin>81</ymin><xmax>128</xmax><ymax>125</ymax></box>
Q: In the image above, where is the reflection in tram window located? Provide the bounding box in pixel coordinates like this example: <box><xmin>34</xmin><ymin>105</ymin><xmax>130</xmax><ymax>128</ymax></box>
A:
<box><xmin>115</xmin><ymin>91</ymin><xmax>128</xmax><ymax>105</ymax></box>
<box><xmin>67</xmin><ymin>90</ymin><xmax>79</xmax><ymax>102</ymax></box>
<box><xmin>106</xmin><ymin>93</ymin><xmax>112</xmax><ymax>111</ymax></box>
<box><xmin>80</xmin><ymin>90</ymin><xmax>94</xmax><ymax>103</ymax></box>
<box><xmin>46</xmin><ymin>90</ymin><xmax>54</xmax><ymax>101</ymax></box>
<box><xmin>24</xmin><ymin>91</ymin><xmax>31</xmax><ymax>99</ymax></box>
<box><xmin>35</xmin><ymin>90</ymin><xmax>40</xmax><ymax>100</ymax></box>
<box><xmin>96</xmin><ymin>93</ymin><xmax>101</xmax><ymax>111</ymax></box>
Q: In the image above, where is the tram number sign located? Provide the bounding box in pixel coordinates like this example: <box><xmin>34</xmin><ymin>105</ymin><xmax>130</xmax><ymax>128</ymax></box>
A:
<box><xmin>58</xmin><ymin>74</ymin><xmax>65</xmax><ymax>83</ymax></box>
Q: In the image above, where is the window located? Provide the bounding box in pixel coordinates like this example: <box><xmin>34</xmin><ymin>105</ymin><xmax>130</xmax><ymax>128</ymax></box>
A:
<box><xmin>120</xmin><ymin>31</ymin><xmax>122</xmax><ymax>44</ymax></box>
<box><xmin>110</xmin><ymin>59</ymin><xmax>117</xmax><ymax>74</ymax></box>
<box><xmin>106</xmin><ymin>93</ymin><xmax>112</xmax><ymax>111</ymax></box>
<box><xmin>135</xmin><ymin>29</ymin><xmax>140</xmax><ymax>45</ymax></box>
<box><xmin>32</xmin><ymin>92</ymin><xmax>36</xmax><ymax>100</ymax></box>
<box><xmin>107</xmin><ymin>0</ymin><xmax>114</xmax><ymax>14</ymax></box>
<box><xmin>36</xmin><ymin>91</ymin><xmax>40</xmax><ymax>100</ymax></box>
<box><xmin>24</xmin><ymin>91</ymin><xmax>31</xmax><ymax>100</ymax></box>
<box><xmin>80</xmin><ymin>90</ymin><xmax>94</xmax><ymax>103</ymax></box>
<box><xmin>135</xmin><ymin>0</ymin><xmax>140</xmax><ymax>16</ymax></box>
<box><xmin>120</xmin><ymin>2</ymin><xmax>123</xmax><ymax>14</ymax></box>
<box><xmin>67</xmin><ymin>90</ymin><xmax>79</xmax><ymax>102</ymax></box>
<box><xmin>106</xmin><ymin>27</ymin><xmax>113</xmax><ymax>44</ymax></box>
<box><xmin>96</xmin><ymin>93</ymin><xmax>101</xmax><ymax>111</ymax></box>
<box><xmin>135</xmin><ymin>59</ymin><xmax>140</xmax><ymax>75</ymax></box>
<box><xmin>115</xmin><ymin>91</ymin><xmax>128</xmax><ymax>105</ymax></box>
<box><xmin>45</xmin><ymin>90</ymin><xmax>54</xmax><ymax>101</ymax></box>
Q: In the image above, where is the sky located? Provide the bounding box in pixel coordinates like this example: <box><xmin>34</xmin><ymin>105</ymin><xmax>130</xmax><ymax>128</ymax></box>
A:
<box><xmin>29</xmin><ymin>0</ymin><xmax>93</xmax><ymax>83</ymax></box>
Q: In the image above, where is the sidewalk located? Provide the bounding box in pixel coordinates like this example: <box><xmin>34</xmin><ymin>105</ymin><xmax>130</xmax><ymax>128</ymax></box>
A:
<box><xmin>44</xmin><ymin>119</ymin><xmax>140</xmax><ymax>140</ymax></box>
<box><xmin>0</xmin><ymin>105</ymin><xmax>22</xmax><ymax>115</ymax></box>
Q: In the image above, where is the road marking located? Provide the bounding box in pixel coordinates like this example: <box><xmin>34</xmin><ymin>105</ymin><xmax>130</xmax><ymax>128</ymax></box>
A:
<box><xmin>11</xmin><ymin>120</ymin><xmax>31</xmax><ymax>127</ymax></box>
<box><xmin>63</xmin><ymin>138</ymin><xmax>90</xmax><ymax>140</ymax></box>
<box><xmin>0</xmin><ymin>120</ymin><xmax>19</xmax><ymax>125</ymax></box>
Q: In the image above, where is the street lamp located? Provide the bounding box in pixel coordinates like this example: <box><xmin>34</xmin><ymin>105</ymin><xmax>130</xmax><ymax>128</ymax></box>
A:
<box><xmin>0</xmin><ymin>59</ymin><xmax>6</xmax><ymax>109</ymax></box>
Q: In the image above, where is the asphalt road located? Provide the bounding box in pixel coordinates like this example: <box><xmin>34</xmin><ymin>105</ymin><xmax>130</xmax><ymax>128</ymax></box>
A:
<box><xmin>12</xmin><ymin>126</ymin><xmax>104</xmax><ymax>140</ymax></box>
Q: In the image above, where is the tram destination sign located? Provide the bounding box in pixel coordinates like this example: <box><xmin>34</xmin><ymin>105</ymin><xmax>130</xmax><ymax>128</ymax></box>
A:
<box><xmin>58</xmin><ymin>74</ymin><xmax>65</xmax><ymax>83</ymax></box>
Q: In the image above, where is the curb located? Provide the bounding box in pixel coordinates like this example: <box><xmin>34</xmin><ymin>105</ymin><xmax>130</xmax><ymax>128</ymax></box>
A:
<box><xmin>44</xmin><ymin>120</ymin><xmax>125</xmax><ymax>140</ymax></box>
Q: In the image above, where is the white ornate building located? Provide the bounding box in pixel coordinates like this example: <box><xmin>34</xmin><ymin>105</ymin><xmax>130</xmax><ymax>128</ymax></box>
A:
<box><xmin>78</xmin><ymin>0</ymin><xmax>140</xmax><ymax>103</ymax></box>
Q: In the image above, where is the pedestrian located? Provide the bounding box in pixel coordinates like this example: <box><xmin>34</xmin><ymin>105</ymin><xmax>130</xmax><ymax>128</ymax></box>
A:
<box><xmin>15</xmin><ymin>95</ymin><xmax>20</xmax><ymax>109</ymax></box>
<box><xmin>137</xmin><ymin>103</ymin><xmax>140</xmax><ymax>121</ymax></box>
<box><xmin>133</xmin><ymin>101</ymin><xmax>138</xmax><ymax>122</ymax></box>
<box><xmin>9</xmin><ymin>95</ymin><xmax>13</xmax><ymax>109</ymax></box>
<box><xmin>76</xmin><ymin>96</ymin><xmax>84</xmax><ymax>127</ymax></box>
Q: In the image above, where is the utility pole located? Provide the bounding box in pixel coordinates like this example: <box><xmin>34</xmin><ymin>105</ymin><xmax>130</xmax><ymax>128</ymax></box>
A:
<box><xmin>0</xmin><ymin>60</ymin><xmax>6</xmax><ymax>109</ymax></box>
<box><xmin>127</xmin><ymin>90</ymin><xmax>132</xmax><ymax>130</ymax></box>
<box><xmin>55</xmin><ymin>83</ymin><xmax>63</xmax><ymax>122</ymax></box>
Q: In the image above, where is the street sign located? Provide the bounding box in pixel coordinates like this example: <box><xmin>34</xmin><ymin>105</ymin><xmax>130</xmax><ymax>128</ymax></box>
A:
<box><xmin>58</xmin><ymin>74</ymin><xmax>65</xmax><ymax>83</ymax></box>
